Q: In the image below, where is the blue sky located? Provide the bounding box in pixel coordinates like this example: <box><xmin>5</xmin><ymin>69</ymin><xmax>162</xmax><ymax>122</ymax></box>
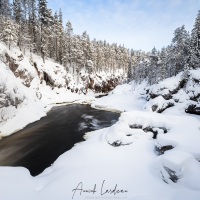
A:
<box><xmin>48</xmin><ymin>0</ymin><xmax>200</xmax><ymax>51</ymax></box>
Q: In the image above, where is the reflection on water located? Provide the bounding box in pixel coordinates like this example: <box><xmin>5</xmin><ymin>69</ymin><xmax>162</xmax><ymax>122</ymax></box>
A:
<box><xmin>0</xmin><ymin>104</ymin><xmax>120</xmax><ymax>176</ymax></box>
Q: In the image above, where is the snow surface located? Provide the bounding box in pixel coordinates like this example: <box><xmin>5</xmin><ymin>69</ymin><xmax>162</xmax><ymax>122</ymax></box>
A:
<box><xmin>0</xmin><ymin>59</ymin><xmax>46</xmax><ymax>137</ymax></box>
<box><xmin>0</xmin><ymin>42</ymin><xmax>200</xmax><ymax>200</ymax></box>
<box><xmin>0</xmin><ymin>42</ymin><xmax>95</xmax><ymax>137</ymax></box>
<box><xmin>92</xmin><ymin>81</ymin><xmax>147</xmax><ymax>112</ymax></box>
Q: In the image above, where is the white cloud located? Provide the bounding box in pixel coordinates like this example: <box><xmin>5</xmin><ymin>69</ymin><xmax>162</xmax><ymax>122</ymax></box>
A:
<box><xmin>48</xmin><ymin>0</ymin><xmax>200</xmax><ymax>51</ymax></box>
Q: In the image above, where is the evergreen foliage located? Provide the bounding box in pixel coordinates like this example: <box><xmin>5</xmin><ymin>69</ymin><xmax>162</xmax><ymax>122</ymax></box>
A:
<box><xmin>0</xmin><ymin>1</ymin><xmax>200</xmax><ymax>83</ymax></box>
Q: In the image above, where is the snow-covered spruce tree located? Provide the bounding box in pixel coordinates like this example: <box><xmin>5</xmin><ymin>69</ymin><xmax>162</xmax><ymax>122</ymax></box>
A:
<box><xmin>164</xmin><ymin>45</ymin><xmax>173</xmax><ymax>78</ymax></box>
<box><xmin>13</xmin><ymin>0</ymin><xmax>23</xmax><ymax>50</ymax></box>
<box><xmin>57</xmin><ymin>12</ymin><xmax>65</xmax><ymax>65</ymax></box>
<box><xmin>148</xmin><ymin>47</ymin><xmax>159</xmax><ymax>85</ymax></box>
<box><xmin>0</xmin><ymin>0</ymin><xmax>3</xmax><ymax>16</ymax></box>
<box><xmin>21</xmin><ymin>0</ymin><xmax>31</xmax><ymax>51</ymax></box>
<box><xmin>190</xmin><ymin>10</ymin><xmax>200</xmax><ymax>69</ymax></box>
<box><xmin>87</xmin><ymin>40</ymin><xmax>96</xmax><ymax>73</ymax></box>
<box><xmin>96</xmin><ymin>41</ymin><xmax>104</xmax><ymax>73</ymax></box>
<box><xmin>81</xmin><ymin>31</ymin><xmax>96</xmax><ymax>74</ymax></box>
<box><xmin>58</xmin><ymin>8</ymin><xmax>62</xmax><ymax>24</ymax></box>
<box><xmin>0</xmin><ymin>0</ymin><xmax>12</xmax><ymax>42</ymax></box>
<box><xmin>73</xmin><ymin>35</ymin><xmax>84</xmax><ymax>79</ymax></box>
<box><xmin>38</xmin><ymin>0</ymin><xmax>50</xmax><ymax>63</ymax></box>
<box><xmin>159</xmin><ymin>47</ymin><xmax>167</xmax><ymax>81</ymax></box>
<box><xmin>55</xmin><ymin>9</ymin><xmax>68</xmax><ymax>66</ymax></box>
<box><xmin>172</xmin><ymin>25</ymin><xmax>190</xmax><ymax>75</ymax></box>
<box><xmin>19</xmin><ymin>0</ymin><xmax>33</xmax><ymax>54</ymax></box>
<box><xmin>0</xmin><ymin>0</ymin><xmax>11</xmax><ymax>17</ymax></box>
<box><xmin>45</xmin><ymin>8</ymin><xmax>54</xmax><ymax>57</ymax></box>
<box><xmin>110</xmin><ymin>44</ymin><xmax>116</xmax><ymax>73</ymax></box>
<box><xmin>71</xmin><ymin>37</ymin><xmax>81</xmax><ymax>77</ymax></box>
<box><xmin>0</xmin><ymin>18</ymin><xmax>18</xmax><ymax>49</ymax></box>
<box><xmin>81</xmin><ymin>31</ymin><xmax>89</xmax><ymax>69</ymax></box>
<box><xmin>27</xmin><ymin>0</ymin><xmax>38</xmax><ymax>53</ymax></box>
<box><xmin>53</xmin><ymin>11</ymin><xmax>59</xmax><ymax>61</ymax></box>
<box><xmin>129</xmin><ymin>50</ymin><xmax>140</xmax><ymax>83</ymax></box>
<box><xmin>115</xmin><ymin>44</ymin><xmax>122</xmax><ymax>71</ymax></box>
<box><xmin>61</xmin><ymin>33</ymin><xmax>68</xmax><ymax>69</ymax></box>
<box><xmin>109</xmin><ymin>44</ymin><xmax>117</xmax><ymax>73</ymax></box>
<box><xmin>42</xmin><ymin>9</ymin><xmax>54</xmax><ymax>58</ymax></box>
<box><xmin>21</xmin><ymin>0</ymin><xmax>28</xmax><ymax>21</ymax></box>
<box><xmin>127</xmin><ymin>56</ymin><xmax>132</xmax><ymax>82</ymax></box>
<box><xmin>121</xmin><ymin>45</ymin><xmax>129</xmax><ymax>75</ymax></box>
<box><xmin>65</xmin><ymin>21</ymin><xmax>73</xmax><ymax>70</ymax></box>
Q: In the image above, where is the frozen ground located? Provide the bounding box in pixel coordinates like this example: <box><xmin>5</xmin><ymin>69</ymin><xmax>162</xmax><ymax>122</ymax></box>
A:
<box><xmin>0</xmin><ymin>79</ymin><xmax>200</xmax><ymax>200</ymax></box>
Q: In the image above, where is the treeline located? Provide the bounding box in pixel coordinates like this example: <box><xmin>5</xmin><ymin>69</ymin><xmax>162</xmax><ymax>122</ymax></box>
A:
<box><xmin>128</xmin><ymin>11</ymin><xmax>200</xmax><ymax>85</ymax></box>
<box><xmin>0</xmin><ymin>0</ymin><xmax>129</xmax><ymax>76</ymax></box>
<box><xmin>0</xmin><ymin>1</ymin><xmax>200</xmax><ymax>85</ymax></box>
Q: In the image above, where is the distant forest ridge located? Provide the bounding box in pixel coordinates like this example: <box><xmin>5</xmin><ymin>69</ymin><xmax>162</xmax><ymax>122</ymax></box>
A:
<box><xmin>0</xmin><ymin>1</ymin><xmax>200</xmax><ymax>84</ymax></box>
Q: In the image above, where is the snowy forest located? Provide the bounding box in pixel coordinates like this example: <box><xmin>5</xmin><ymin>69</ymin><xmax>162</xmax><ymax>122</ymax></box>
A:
<box><xmin>1</xmin><ymin>1</ymin><xmax>200</xmax><ymax>199</ymax></box>
<box><xmin>0</xmin><ymin>0</ymin><xmax>200</xmax><ymax>86</ymax></box>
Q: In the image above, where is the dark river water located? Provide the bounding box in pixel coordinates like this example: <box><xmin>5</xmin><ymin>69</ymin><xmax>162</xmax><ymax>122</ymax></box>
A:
<box><xmin>0</xmin><ymin>104</ymin><xmax>120</xmax><ymax>176</ymax></box>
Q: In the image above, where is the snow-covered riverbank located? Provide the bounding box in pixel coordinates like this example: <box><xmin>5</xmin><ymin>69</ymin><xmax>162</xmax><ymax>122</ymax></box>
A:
<box><xmin>1</xmin><ymin>41</ymin><xmax>200</xmax><ymax>200</ymax></box>
<box><xmin>0</xmin><ymin>42</ymin><xmax>112</xmax><ymax>137</ymax></box>
<box><xmin>0</xmin><ymin>78</ymin><xmax>200</xmax><ymax>200</ymax></box>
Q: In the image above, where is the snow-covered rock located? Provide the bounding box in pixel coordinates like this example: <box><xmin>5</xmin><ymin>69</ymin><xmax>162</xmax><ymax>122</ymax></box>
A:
<box><xmin>144</xmin><ymin>96</ymin><xmax>175</xmax><ymax>113</ymax></box>
<box><xmin>144</xmin><ymin>69</ymin><xmax>200</xmax><ymax>115</ymax></box>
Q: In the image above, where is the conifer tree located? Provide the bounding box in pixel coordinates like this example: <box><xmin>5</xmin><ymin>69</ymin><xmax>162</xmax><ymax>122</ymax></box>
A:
<box><xmin>65</xmin><ymin>21</ymin><xmax>73</xmax><ymax>69</ymax></box>
<box><xmin>172</xmin><ymin>25</ymin><xmax>190</xmax><ymax>74</ymax></box>
<box><xmin>190</xmin><ymin>10</ymin><xmax>200</xmax><ymax>69</ymax></box>
<box><xmin>27</xmin><ymin>0</ymin><xmax>38</xmax><ymax>52</ymax></box>
<box><xmin>38</xmin><ymin>0</ymin><xmax>49</xmax><ymax>62</ymax></box>
<box><xmin>1</xmin><ymin>18</ymin><xmax>18</xmax><ymax>49</ymax></box>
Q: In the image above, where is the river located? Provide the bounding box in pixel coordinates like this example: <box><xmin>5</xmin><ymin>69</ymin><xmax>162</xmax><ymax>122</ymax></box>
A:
<box><xmin>0</xmin><ymin>104</ymin><xmax>120</xmax><ymax>176</ymax></box>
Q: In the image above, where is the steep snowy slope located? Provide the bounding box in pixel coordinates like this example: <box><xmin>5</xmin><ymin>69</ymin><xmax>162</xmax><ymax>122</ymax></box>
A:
<box><xmin>0</xmin><ymin>58</ymin><xmax>46</xmax><ymax>137</ymax></box>
<box><xmin>0</xmin><ymin>42</ymin><xmax>125</xmax><ymax>136</ymax></box>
